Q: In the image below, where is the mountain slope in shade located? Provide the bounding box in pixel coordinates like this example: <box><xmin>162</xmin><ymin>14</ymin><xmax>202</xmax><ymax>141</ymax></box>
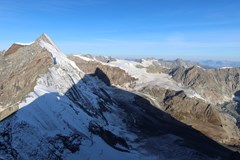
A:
<box><xmin>0</xmin><ymin>34</ymin><xmax>240</xmax><ymax>159</ymax></box>
<box><xmin>69</xmin><ymin>54</ymin><xmax>240</xmax><ymax>147</ymax></box>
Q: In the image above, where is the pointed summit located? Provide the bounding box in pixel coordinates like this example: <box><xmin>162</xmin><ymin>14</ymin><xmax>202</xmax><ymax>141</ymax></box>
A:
<box><xmin>36</xmin><ymin>33</ymin><xmax>56</xmax><ymax>46</ymax></box>
<box><xmin>36</xmin><ymin>33</ymin><xmax>61</xmax><ymax>53</ymax></box>
<box><xmin>35</xmin><ymin>33</ymin><xmax>68</xmax><ymax>65</ymax></box>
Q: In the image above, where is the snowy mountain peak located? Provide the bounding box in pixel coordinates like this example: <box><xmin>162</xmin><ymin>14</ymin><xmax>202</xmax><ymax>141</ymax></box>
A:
<box><xmin>35</xmin><ymin>34</ymin><xmax>71</xmax><ymax>66</ymax></box>
<box><xmin>36</xmin><ymin>33</ymin><xmax>56</xmax><ymax>46</ymax></box>
<box><xmin>36</xmin><ymin>34</ymin><xmax>82</xmax><ymax>75</ymax></box>
<box><xmin>37</xmin><ymin>33</ymin><xmax>59</xmax><ymax>52</ymax></box>
<box><xmin>36</xmin><ymin>33</ymin><xmax>61</xmax><ymax>53</ymax></box>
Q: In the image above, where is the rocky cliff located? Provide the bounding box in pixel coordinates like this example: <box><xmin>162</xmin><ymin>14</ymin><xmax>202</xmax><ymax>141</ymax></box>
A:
<box><xmin>170</xmin><ymin>66</ymin><xmax>240</xmax><ymax>104</ymax></box>
<box><xmin>0</xmin><ymin>39</ymin><xmax>53</xmax><ymax>107</ymax></box>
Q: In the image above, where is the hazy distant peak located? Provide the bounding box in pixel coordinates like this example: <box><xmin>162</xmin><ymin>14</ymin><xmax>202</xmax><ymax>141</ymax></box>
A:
<box><xmin>199</xmin><ymin>60</ymin><xmax>240</xmax><ymax>69</ymax></box>
<box><xmin>175</xmin><ymin>58</ymin><xmax>184</xmax><ymax>62</ymax></box>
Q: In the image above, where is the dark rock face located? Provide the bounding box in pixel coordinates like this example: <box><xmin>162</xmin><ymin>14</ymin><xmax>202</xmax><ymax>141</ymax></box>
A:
<box><xmin>48</xmin><ymin>133</ymin><xmax>85</xmax><ymax>154</ymax></box>
<box><xmin>89</xmin><ymin>122</ymin><xmax>129</xmax><ymax>152</ymax></box>
<box><xmin>93</xmin><ymin>67</ymin><xmax>111</xmax><ymax>86</ymax></box>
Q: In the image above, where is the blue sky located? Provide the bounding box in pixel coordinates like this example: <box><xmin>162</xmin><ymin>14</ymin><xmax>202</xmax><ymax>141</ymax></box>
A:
<box><xmin>0</xmin><ymin>0</ymin><xmax>240</xmax><ymax>60</ymax></box>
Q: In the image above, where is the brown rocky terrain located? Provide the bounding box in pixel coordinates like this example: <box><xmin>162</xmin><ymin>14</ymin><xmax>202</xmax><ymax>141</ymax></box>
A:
<box><xmin>4</xmin><ymin>44</ymin><xmax>25</xmax><ymax>55</ymax></box>
<box><xmin>0</xmin><ymin>35</ymin><xmax>54</xmax><ymax>108</ymax></box>
<box><xmin>68</xmin><ymin>55</ymin><xmax>137</xmax><ymax>87</ymax></box>
<box><xmin>170</xmin><ymin>66</ymin><xmax>240</xmax><ymax>104</ymax></box>
<box><xmin>139</xmin><ymin>86</ymin><xmax>240</xmax><ymax>146</ymax></box>
<box><xmin>145</xmin><ymin>64</ymin><xmax>170</xmax><ymax>74</ymax></box>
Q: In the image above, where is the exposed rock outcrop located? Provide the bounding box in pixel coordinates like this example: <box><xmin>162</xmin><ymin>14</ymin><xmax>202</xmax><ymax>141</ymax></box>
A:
<box><xmin>170</xmin><ymin>66</ymin><xmax>240</xmax><ymax>104</ymax></box>
<box><xmin>140</xmin><ymin>86</ymin><xmax>240</xmax><ymax>146</ymax></box>
<box><xmin>68</xmin><ymin>55</ymin><xmax>137</xmax><ymax>87</ymax></box>
<box><xmin>0</xmin><ymin>34</ymin><xmax>57</xmax><ymax>121</ymax></box>
<box><xmin>4</xmin><ymin>44</ymin><xmax>25</xmax><ymax>55</ymax></box>
<box><xmin>0</xmin><ymin>35</ymin><xmax>54</xmax><ymax>107</ymax></box>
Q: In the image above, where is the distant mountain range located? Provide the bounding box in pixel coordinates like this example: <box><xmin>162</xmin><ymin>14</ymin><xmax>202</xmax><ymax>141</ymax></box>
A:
<box><xmin>125</xmin><ymin>57</ymin><xmax>240</xmax><ymax>69</ymax></box>
<box><xmin>198</xmin><ymin>60</ymin><xmax>240</xmax><ymax>69</ymax></box>
<box><xmin>0</xmin><ymin>34</ymin><xmax>240</xmax><ymax>160</ymax></box>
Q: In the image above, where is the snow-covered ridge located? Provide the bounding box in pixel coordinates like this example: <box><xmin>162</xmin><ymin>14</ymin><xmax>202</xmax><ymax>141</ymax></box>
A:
<box><xmin>221</xmin><ymin>67</ymin><xmax>233</xmax><ymax>69</ymax></box>
<box><xmin>15</xmin><ymin>41</ymin><xmax>34</xmax><ymax>46</ymax></box>
<box><xmin>36</xmin><ymin>34</ymin><xmax>81</xmax><ymax>72</ymax></box>
<box><xmin>73</xmin><ymin>55</ymin><xmax>95</xmax><ymax>62</ymax></box>
<box><xmin>17</xmin><ymin>34</ymin><xmax>85</xmax><ymax>109</ymax></box>
<box><xmin>140</xmin><ymin>59</ymin><xmax>159</xmax><ymax>67</ymax></box>
<box><xmin>196</xmin><ymin>65</ymin><xmax>206</xmax><ymax>70</ymax></box>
